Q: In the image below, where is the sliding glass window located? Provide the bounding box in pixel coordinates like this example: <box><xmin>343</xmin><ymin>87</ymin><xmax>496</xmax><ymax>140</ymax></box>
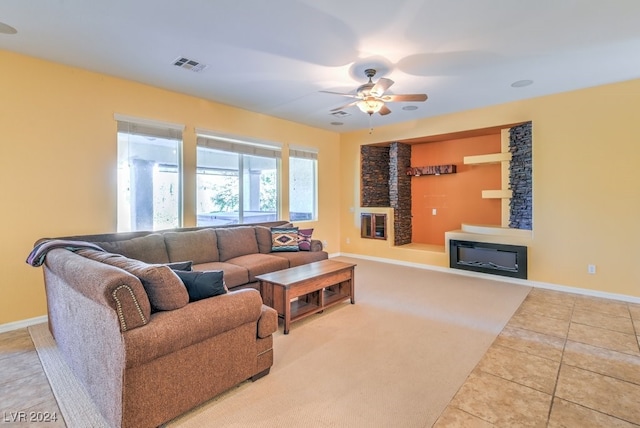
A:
<box><xmin>289</xmin><ymin>147</ymin><xmax>318</xmax><ymax>221</ymax></box>
<box><xmin>116</xmin><ymin>117</ymin><xmax>183</xmax><ymax>232</ymax></box>
<box><xmin>197</xmin><ymin>133</ymin><xmax>281</xmax><ymax>226</ymax></box>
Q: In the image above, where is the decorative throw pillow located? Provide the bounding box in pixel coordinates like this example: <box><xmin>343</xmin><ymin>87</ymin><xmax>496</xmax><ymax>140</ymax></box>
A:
<box><xmin>174</xmin><ymin>270</ymin><xmax>227</xmax><ymax>302</ymax></box>
<box><xmin>165</xmin><ymin>260</ymin><xmax>193</xmax><ymax>271</ymax></box>
<box><xmin>271</xmin><ymin>227</ymin><xmax>299</xmax><ymax>252</ymax></box>
<box><xmin>298</xmin><ymin>228</ymin><xmax>314</xmax><ymax>251</ymax></box>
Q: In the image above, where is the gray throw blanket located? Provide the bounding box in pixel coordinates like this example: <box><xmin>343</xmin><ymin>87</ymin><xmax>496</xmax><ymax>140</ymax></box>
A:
<box><xmin>26</xmin><ymin>239</ymin><xmax>105</xmax><ymax>267</ymax></box>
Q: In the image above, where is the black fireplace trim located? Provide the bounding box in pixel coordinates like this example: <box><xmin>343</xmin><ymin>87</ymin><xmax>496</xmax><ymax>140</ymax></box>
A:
<box><xmin>449</xmin><ymin>240</ymin><xmax>528</xmax><ymax>279</ymax></box>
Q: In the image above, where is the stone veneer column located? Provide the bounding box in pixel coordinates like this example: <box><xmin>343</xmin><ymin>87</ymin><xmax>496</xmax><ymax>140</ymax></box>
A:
<box><xmin>360</xmin><ymin>145</ymin><xmax>390</xmax><ymax>207</ymax></box>
<box><xmin>389</xmin><ymin>142</ymin><xmax>412</xmax><ymax>245</ymax></box>
<box><xmin>509</xmin><ymin>122</ymin><xmax>533</xmax><ymax>229</ymax></box>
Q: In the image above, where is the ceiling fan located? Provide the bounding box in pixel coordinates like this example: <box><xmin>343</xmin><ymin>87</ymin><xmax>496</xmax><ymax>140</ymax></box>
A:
<box><xmin>322</xmin><ymin>69</ymin><xmax>428</xmax><ymax>116</ymax></box>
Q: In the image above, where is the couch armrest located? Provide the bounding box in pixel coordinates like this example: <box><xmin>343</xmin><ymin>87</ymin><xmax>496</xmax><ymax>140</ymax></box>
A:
<box><xmin>257</xmin><ymin>305</ymin><xmax>278</xmax><ymax>338</ymax></box>
<box><xmin>45</xmin><ymin>249</ymin><xmax>151</xmax><ymax>332</ymax></box>
<box><xmin>310</xmin><ymin>239</ymin><xmax>324</xmax><ymax>252</ymax></box>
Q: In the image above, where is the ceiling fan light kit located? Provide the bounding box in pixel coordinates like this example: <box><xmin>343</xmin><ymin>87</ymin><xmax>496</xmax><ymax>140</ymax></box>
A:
<box><xmin>357</xmin><ymin>97</ymin><xmax>385</xmax><ymax>115</ymax></box>
<box><xmin>323</xmin><ymin>68</ymin><xmax>428</xmax><ymax>118</ymax></box>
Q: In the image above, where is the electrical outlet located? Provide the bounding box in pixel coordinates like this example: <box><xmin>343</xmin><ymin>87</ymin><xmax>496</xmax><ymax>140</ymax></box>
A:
<box><xmin>432</xmin><ymin>208</ymin><xmax>437</xmax><ymax>215</ymax></box>
<box><xmin>322</xmin><ymin>240</ymin><xmax>328</xmax><ymax>249</ymax></box>
<box><xmin>587</xmin><ymin>264</ymin><xmax>596</xmax><ymax>274</ymax></box>
<box><xmin>346</xmin><ymin>238</ymin><xmax>350</xmax><ymax>244</ymax></box>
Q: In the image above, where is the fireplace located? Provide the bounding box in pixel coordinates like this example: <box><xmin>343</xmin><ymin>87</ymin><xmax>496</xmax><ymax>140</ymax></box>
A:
<box><xmin>449</xmin><ymin>240</ymin><xmax>528</xmax><ymax>279</ymax></box>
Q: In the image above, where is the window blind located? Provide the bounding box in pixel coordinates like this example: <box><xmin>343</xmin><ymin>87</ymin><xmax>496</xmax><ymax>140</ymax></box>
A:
<box><xmin>115</xmin><ymin>114</ymin><xmax>184</xmax><ymax>139</ymax></box>
<box><xmin>289</xmin><ymin>146</ymin><xmax>318</xmax><ymax>160</ymax></box>
<box><xmin>196</xmin><ymin>132</ymin><xmax>281</xmax><ymax>159</ymax></box>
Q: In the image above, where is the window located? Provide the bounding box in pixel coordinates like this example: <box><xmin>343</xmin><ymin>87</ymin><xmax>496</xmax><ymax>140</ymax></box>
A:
<box><xmin>196</xmin><ymin>133</ymin><xmax>280</xmax><ymax>226</ymax></box>
<box><xmin>289</xmin><ymin>147</ymin><xmax>317</xmax><ymax>221</ymax></box>
<box><xmin>116</xmin><ymin>116</ymin><xmax>183</xmax><ymax>232</ymax></box>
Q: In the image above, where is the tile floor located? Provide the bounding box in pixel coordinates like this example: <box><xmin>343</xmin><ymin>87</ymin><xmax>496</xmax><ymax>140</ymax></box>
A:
<box><xmin>435</xmin><ymin>288</ymin><xmax>640</xmax><ymax>427</ymax></box>
<box><xmin>1</xmin><ymin>287</ymin><xmax>639</xmax><ymax>427</ymax></box>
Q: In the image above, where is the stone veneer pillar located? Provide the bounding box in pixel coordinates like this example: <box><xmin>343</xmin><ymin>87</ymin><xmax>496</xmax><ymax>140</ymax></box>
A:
<box><xmin>360</xmin><ymin>145</ymin><xmax>390</xmax><ymax>207</ymax></box>
<box><xmin>389</xmin><ymin>142</ymin><xmax>412</xmax><ymax>245</ymax></box>
<box><xmin>509</xmin><ymin>122</ymin><xmax>533</xmax><ymax>229</ymax></box>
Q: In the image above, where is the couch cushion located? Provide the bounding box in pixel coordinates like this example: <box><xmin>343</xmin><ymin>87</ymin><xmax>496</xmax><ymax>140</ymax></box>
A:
<box><xmin>225</xmin><ymin>254</ymin><xmax>290</xmax><ymax>282</ymax></box>
<box><xmin>163</xmin><ymin>228</ymin><xmax>219</xmax><ymax>264</ymax></box>
<box><xmin>192</xmin><ymin>261</ymin><xmax>250</xmax><ymax>289</ymax></box>
<box><xmin>96</xmin><ymin>233</ymin><xmax>170</xmax><ymax>264</ymax></box>
<box><xmin>79</xmin><ymin>249</ymin><xmax>188</xmax><ymax>311</ymax></box>
<box><xmin>216</xmin><ymin>227</ymin><xmax>259</xmax><ymax>261</ymax></box>
<box><xmin>123</xmin><ymin>289</ymin><xmax>263</xmax><ymax>368</ymax></box>
<box><xmin>271</xmin><ymin>227</ymin><xmax>299</xmax><ymax>252</ymax></box>
<box><xmin>270</xmin><ymin>250</ymin><xmax>328</xmax><ymax>267</ymax></box>
<box><xmin>174</xmin><ymin>270</ymin><xmax>227</xmax><ymax>302</ymax></box>
<box><xmin>254</xmin><ymin>226</ymin><xmax>273</xmax><ymax>254</ymax></box>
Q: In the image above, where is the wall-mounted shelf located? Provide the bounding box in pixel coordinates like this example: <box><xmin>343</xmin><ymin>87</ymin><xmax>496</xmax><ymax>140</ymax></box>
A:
<box><xmin>464</xmin><ymin>152</ymin><xmax>511</xmax><ymax>165</ymax></box>
<box><xmin>406</xmin><ymin>164</ymin><xmax>456</xmax><ymax>176</ymax></box>
<box><xmin>482</xmin><ymin>190</ymin><xmax>513</xmax><ymax>199</ymax></box>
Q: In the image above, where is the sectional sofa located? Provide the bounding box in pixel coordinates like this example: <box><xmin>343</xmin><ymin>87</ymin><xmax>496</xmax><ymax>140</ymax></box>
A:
<box><xmin>32</xmin><ymin>221</ymin><xmax>327</xmax><ymax>428</ymax></box>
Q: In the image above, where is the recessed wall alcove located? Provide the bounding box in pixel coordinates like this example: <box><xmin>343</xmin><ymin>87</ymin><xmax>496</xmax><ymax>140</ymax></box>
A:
<box><xmin>360</xmin><ymin>122</ymin><xmax>532</xmax><ymax>249</ymax></box>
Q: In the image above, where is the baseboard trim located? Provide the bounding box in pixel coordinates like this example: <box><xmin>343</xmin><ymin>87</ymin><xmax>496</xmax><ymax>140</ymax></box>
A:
<box><xmin>0</xmin><ymin>315</ymin><xmax>47</xmax><ymax>334</ymax></box>
<box><xmin>336</xmin><ymin>252</ymin><xmax>640</xmax><ymax>304</ymax></box>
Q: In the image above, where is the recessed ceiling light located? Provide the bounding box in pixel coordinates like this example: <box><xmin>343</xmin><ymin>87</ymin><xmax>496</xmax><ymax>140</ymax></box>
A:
<box><xmin>402</xmin><ymin>105</ymin><xmax>418</xmax><ymax>111</ymax></box>
<box><xmin>330</xmin><ymin>122</ymin><xmax>343</xmax><ymax>126</ymax></box>
<box><xmin>0</xmin><ymin>22</ymin><xmax>17</xmax><ymax>35</ymax></box>
<box><xmin>511</xmin><ymin>79</ymin><xmax>534</xmax><ymax>88</ymax></box>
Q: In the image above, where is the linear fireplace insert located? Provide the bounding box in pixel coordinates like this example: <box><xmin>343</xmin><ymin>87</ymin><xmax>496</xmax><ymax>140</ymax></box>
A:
<box><xmin>449</xmin><ymin>240</ymin><xmax>528</xmax><ymax>279</ymax></box>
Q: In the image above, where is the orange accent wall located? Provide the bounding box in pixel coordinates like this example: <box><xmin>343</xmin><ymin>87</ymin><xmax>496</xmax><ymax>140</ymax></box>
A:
<box><xmin>411</xmin><ymin>134</ymin><xmax>502</xmax><ymax>245</ymax></box>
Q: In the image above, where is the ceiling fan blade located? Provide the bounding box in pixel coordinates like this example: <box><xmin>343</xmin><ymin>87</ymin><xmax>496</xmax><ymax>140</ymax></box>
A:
<box><xmin>378</xmin><ymin>104</ymin><xmax>392</xmax><ymax>116</ymax></box>
<box><xmin>382</xmin><ymin>93</ymin><xmax>428</xmax><ymax>102</ymax></box>
<box><xmin>330</xmin><ymin>101</ymin><xmax>358</xmax><ymax>112</ymax></box>
<box><xmin>320</xmin><ymin>90</ymin><xmax>360</xmax><ymax>99</ymax></box>
<box><xmin>370</xmin><ymin>78</ymin><xmax>394</xmax><ymax>97</ymax></box>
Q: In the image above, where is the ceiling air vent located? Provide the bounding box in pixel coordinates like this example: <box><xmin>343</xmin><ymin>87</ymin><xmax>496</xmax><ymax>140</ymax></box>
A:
<box><xmin>173</xmin><ymin>56</ymin><xmax>208</xmax><ymax>73</ymax></box>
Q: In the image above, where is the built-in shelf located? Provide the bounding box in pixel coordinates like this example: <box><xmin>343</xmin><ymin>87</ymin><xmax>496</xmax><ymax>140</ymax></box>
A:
<box><xmin>464</xmin><ymin>152</ymin><xmax>512</xmax><ymax>165</ymax></box>
<box><xmin>406</xmin><ymin>164</ymin><xmax>456</xmax><ymax>176</ymax></box>
<box><xmin>482</xmin><ymin>189</ymin><xmax>513</xmax><ymax>199</ymax></box>
<box><xmin>361</xmin><ymin>213</ymin><xmax>387</xmax><ymax>240</ymax></box>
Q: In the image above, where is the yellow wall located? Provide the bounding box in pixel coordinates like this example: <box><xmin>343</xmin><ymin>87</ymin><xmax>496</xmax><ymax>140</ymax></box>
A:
<box><xmin>0</xmin><ymin>50</ymin><xmax>341</xmax><ymax>325</ymax></box>
<box><xmin>340</xmin><ymin>79</ymin><xmax>640</xmax><ymax>298</ymax></box>
<box><xmin>3</xmin><ymin>49</ymin><xmax>639</xmax><ymax>325</ymax></box>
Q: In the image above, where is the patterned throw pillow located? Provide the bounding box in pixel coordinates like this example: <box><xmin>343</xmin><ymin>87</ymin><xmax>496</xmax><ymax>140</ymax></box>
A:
<box><xmin>298</xmin><ymin>228</ymin><xmax>314</xmax><ymax>251</ymax></box>
<box><xmin>271</xmin><ymin>227</ymin><xmax>299</xmax><ymax>252</ymax></box>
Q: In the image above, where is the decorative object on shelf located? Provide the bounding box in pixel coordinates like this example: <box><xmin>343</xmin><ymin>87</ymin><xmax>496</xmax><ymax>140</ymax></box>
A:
<box><xmin>406</xmin><ymin>164</ymin><xmax>456</xmax><ymax>176</ymax></box>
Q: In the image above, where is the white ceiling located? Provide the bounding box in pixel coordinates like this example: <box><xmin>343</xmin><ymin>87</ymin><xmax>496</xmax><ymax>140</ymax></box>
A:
<box><xmin>2</xmin><ymin>0</ymin><xmax>640</xmax><ymax>132</ymax></box>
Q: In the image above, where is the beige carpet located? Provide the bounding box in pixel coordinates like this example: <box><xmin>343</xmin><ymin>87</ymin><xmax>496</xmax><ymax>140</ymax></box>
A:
<box><xmin>31</xmin><ymin>256</ymin><xmax>531</xmax><ymax>427</ymax></box>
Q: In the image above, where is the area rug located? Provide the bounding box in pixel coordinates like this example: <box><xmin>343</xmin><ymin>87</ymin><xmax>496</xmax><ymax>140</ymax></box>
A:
<box><xmin>31</xmin><ymin>257</ymin><xmax>531</xmax><ymax>427</ymax></box>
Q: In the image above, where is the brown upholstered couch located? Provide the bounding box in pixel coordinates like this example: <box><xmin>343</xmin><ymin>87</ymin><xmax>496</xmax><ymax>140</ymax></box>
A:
<box><xmin>37</xmin><ymin>221</ymin><xmax>327</xmax><ymax>428</ymax></box>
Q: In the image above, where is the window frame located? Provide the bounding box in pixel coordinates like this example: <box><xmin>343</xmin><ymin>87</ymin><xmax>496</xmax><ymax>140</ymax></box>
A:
<box><xmin>196</xmin><ymin>131</ymin><xmax>282</xmax><ymax>226</ymax></box>
<box><xmin>289</xmin><ymin>146</ymin><xmax>318</xmax><ymax>222</ymax></box>
<box><xmin>115</xmin><ymin>114</ymin><xmax>184</xmax><ymax>232</ymax></box>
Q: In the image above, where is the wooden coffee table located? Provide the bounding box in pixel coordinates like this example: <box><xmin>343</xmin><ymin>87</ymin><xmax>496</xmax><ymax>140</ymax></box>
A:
<box><xmin>256</xmin><ymin>259</ymin><xmax>356</xmax><ymax>334</ymax></box>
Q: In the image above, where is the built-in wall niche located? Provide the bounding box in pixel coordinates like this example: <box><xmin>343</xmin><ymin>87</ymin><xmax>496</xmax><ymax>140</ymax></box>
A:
<box><xmin>361</xmin><ymin>213</ymin><xmax>387</xmax><ymax>240</ymax></box>
<box><xmin>359</xmin><ymin>122</ymin><xmax>532</xmax><ymax>247</ymax></box>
